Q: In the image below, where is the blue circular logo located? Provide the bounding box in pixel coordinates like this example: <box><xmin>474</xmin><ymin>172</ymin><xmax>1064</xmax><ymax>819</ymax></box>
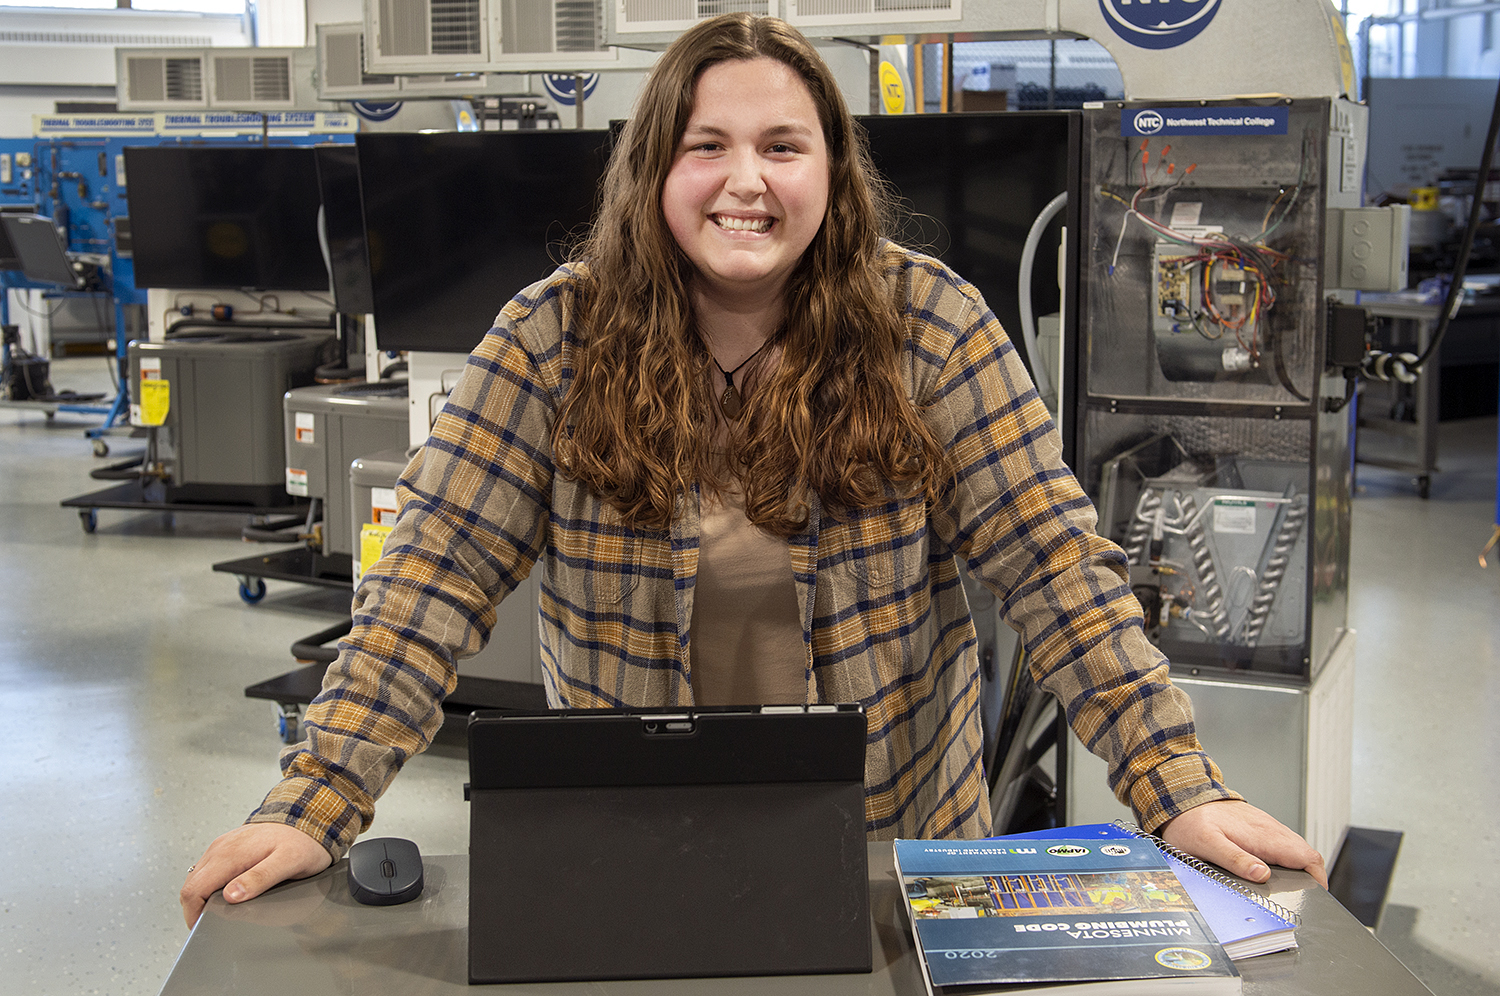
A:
<box><xmin>351</xmin><ymin>100</ymin><xmax>403</xmax><ymax>122</ymax></box>
<box><xmin>1133</xmin><ymin>110</ymin><xmax>1165</xmax><ymax>134</ymax></box>
<box><xmin>541</xmin><ymin>73</ymin><xmax>599</xmax><ymax>107</ymax></box>
<box><xmin>1097</xmin><ymin>0</ymin><xmax>1222</xmax><ymax>50</ymax></box>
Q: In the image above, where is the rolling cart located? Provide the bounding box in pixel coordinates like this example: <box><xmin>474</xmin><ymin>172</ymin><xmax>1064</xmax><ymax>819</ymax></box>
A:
<box><xmin>243</xmin><ymin>446</ymin><xmax>548</xmax><ymax>742</ymax></box>
<box><xmin>61</xmin><ymin>327</ymin><xmax>335</xmax><ymax>531</ymax></box>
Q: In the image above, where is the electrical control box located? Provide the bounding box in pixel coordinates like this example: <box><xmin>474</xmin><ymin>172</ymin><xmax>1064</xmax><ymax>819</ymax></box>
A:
<box><xmin>0</xmin><ymin>141</ymin><xmax>35</xmax><ymax>205</ymax></box>
<box><xmin>1325</xmin><ymin>204</ymin><xmax>1411</xmax><ymax>292</ymax></box>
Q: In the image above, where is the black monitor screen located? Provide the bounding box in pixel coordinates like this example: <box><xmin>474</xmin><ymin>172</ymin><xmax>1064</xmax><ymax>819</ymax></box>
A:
<box><xmin>0</xmin><ymin>218</ymin><xmax>20</xmax><ymax>271</ymax></box>
<box><xmin>314</xmin><ymin>145</ymin><xmax>376</xmax><ymax>316</ymax></box>
<box><xmin>858</xmin><ymin>112</ymin><xmax>1076</xmax><ymax>372</ymax></box>
<box><xmin>1</xmin><ymin>214</ymin><xmax>81</xmax><ymax>287</ymax></box>
<box><xmin>123</xmin><ymin>145</ymin><xmax>329</xmax><ymax>292</ymax></box>
<box><xmin>356</xmin><ymin>130</ymin><xmax>610</xmax><ymax>354</ymax></box>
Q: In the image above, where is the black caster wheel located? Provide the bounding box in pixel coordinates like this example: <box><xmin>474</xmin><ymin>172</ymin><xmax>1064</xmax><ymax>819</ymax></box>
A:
<box><xmin>91</xmin><ymin>438</ymin><xmax>108</xmax><ymax>457</ymax></box>
<box><xmin>1417</xmin><ymin>475</ymin><xmax>1431</xmax><ymax>500</ymax></box>
<box><xmin>238</xmin><ymin>577</ymin><xmax>267</xmax><ymax>604</ymax></box>
<box><xmin>79</xmin><ymin>508</ymin><xmax>97</xmax><ymax>533</ymax></box>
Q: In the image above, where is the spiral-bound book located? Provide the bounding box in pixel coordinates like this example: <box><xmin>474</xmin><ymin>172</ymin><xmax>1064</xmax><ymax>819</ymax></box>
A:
<box><xmin>992</xmin><ymin>823</ymin><xmax>1299</xmax><ymax>960</ymax></box>
<box><xmin>894</xmin><ymin>836</ymin><xmax>1241</xmax><ymax>994</ymax></box>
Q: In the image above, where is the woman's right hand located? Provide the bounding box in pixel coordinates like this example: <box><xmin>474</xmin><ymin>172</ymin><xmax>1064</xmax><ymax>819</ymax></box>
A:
<box><xmin>180</xmin><ymin>822</ymin><xmax>333</xmax><ymax>927</ymax></box>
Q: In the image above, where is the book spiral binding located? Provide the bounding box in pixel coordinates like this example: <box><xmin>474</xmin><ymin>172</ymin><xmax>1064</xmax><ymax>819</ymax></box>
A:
<box><xmin>1111</xmin><ymin>819</ymin><xmax>1302</xmax><ymax>925</ymax></box>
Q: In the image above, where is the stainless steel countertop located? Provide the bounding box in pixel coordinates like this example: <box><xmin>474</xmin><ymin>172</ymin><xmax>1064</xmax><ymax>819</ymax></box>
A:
<box><xmin>160</xmin><ymin>846</ymin><xmax>1432</xmax><ymax>995</ymax></box>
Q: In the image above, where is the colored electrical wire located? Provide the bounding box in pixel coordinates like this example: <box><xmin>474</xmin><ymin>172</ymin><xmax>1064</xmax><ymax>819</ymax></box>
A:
<box><xmin>1104</xmin><ymin>160</ymin><xmax>1291</xmax><ymax>356</ymax></box>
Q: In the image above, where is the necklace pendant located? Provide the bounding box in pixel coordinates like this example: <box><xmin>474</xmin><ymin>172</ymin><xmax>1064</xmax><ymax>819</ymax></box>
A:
<box><xmin>720</xmin><ymin>384</ymin><xmax>744</xmax><ymax>420</ymax></box>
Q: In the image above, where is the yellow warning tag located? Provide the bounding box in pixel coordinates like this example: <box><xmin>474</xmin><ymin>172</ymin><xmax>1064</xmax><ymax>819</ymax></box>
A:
<box><xmin>356</xmin><ymin>522</ymin><xmax>394</xmax><ymax>583</ymax></box>
<box><xmin>139</xmin><ymin>378</ymin><xmax>170</xmax><ymax>426</ymax></box>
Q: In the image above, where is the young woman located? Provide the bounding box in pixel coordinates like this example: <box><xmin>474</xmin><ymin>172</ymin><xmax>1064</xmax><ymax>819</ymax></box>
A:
<box><xmin>182</xmin><ymin>13</ymin><xmax>1324</xmax><ymax>927</ymax></box>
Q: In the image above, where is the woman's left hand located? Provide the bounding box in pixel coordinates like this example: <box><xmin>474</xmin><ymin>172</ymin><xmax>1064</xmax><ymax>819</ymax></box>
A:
<box><xmin>1159</xmin><ymin>799</ymin><xmax>1329</xmax><ymax>889</ymax></box>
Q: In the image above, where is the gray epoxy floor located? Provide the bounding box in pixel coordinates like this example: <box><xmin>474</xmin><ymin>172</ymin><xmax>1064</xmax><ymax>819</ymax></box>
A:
<box><xmin>1</xmin><ymin>357</ymin><xmax>1497</xmax><ymax>996</ymax></box>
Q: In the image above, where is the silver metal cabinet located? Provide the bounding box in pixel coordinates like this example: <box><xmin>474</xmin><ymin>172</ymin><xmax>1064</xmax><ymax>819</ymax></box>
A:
<box><xmin>1063</xmin><ymin>99</ymin><xmax>1361</xmax><ymax>856</ymax></box>
<box><xmin>283</xmin><ymin>381</ymin><xmax>408</xmax><ymax>555</ymax></box>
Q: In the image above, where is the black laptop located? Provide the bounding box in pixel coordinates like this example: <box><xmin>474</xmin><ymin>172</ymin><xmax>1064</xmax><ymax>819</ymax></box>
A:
<box><xmin>466</xmin><ymin>704</ymin><xmax>872</xmax><ymax>985</ymax></box>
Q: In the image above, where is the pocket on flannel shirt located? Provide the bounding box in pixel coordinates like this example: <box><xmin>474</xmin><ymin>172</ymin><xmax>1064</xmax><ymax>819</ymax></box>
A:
<box><xmin>837</xmin><ymin>496</ymin><xmax>927</xmax><ymax>593</ymax></box>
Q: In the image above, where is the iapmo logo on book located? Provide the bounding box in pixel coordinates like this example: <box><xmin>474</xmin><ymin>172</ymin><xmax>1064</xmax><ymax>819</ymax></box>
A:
<box><xmin>1098</xmin><ymin>0</ymin><xmax>1223</xmax><ymax>49</ymax></box>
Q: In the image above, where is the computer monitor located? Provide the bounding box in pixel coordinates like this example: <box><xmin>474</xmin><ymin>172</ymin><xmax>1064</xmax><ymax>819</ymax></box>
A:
<box><xmin>0</xmin><ymin>214</ymin><xmax>23</xmax><ymax>271</ymax></box>
<box><xmin>858</xmin><ymin>112</ymin><xmax>1077</xmax><ymax>367</ymax></box>
<box><xmin>123</xmin><ymin>145</ymin><xmax>329</xmax><ymax>292</ymax></box>
<box><xmin>0</xmin><ymin>214</ymin><xmax>84</xmax><ymax>289</ymax></box>
<box><xmin>353</xmin><ymin>118</ymin><xmax>1069</xmax><ymax>358</ymax></box>
<box><xmin>356</xmin><ymin>130</ymin><xmax>610</xmax><ymax>354</ymax></box>
<box><xmin>314</xmin><ymin>145</ymin><xmax>376</xmax><ymax>317</ymax></box>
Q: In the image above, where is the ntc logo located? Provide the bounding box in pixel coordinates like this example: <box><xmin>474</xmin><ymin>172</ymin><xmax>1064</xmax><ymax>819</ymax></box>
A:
<box><xmin>1098</xmin><ymin>0</ymin><xmax>1223</xmax><ymax>50</ymax></box>
<box><xmin>351</xmin><ymin>100</ymin><xmax>402</xmax><ymax>123</ymax></box>
<box><xmin>541</xmin><ymin>73</ymin><xmax>599</xmax><ymax>107</ymax></box>
<box><xmin>1133</xmin><ymin>110</ymin><xmax>1165</xmax><ymax>134</ymax></box>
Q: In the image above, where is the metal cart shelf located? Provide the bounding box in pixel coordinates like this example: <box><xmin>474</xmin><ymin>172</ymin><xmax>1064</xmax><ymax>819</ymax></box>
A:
<box><xmin>245</xmin><ymin>665</ymin><xmax>548</xmax><ymax>743</ymax></box>
<box><xmin>59</xmin><ymin>479</ymin><xmax>308</xmax><ymax>534</ymax></box>
<box><xmin>211</xmin><ymin>547</ymin><xmax>354</xmax><ymax>603</ymax></box>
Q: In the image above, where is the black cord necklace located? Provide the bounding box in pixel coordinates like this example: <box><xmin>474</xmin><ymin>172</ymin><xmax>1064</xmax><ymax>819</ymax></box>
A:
<box><xmin>711</xmin><ymin>338</ymin><xmax>772</xmax><ymax>420</ymax></box>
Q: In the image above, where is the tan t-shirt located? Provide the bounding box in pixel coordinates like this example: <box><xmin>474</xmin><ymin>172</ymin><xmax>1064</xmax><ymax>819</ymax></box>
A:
<box><xmin>688</xmin><ymin>483</ymin><xmax>806</xmax><ymax>706</ymax></box>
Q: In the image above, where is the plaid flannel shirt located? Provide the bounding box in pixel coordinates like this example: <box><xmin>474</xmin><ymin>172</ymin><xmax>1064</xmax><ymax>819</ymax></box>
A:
<box><xmin>251</xmin><ymin>244</ymin><xmax>1238</xmax><ymax>856</ymax></box>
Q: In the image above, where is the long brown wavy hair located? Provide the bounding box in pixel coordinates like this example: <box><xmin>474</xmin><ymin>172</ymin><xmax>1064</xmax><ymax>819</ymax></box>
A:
<box><xmin>553</xmin><ymin>13</ymin><xmax>947</xmax><ymax>535</ymax></box>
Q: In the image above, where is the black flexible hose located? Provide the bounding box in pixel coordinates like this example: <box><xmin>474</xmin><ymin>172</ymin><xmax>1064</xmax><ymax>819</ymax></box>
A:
<box><xmin>163</xmin><ymin>317</ymin><xmax>335</xmax><ymax>339</ymax></box>
<box><xmin>315</xmin><ymin>360</ymin><xmax>364</xmax><ymax>382</ymax></box>
<box><xmin>88</xmin><ymin>454</ymin><xmax>145</xmax><ymax>480</ymax></box>
<box><xmin>240</xmin><ymin>524</ymin><xmax>307</xmax><ymax>543</ymax></box>
<box><xmin>1410</xmin><ymin>72</ymin><xmax>1500</xmax><ymax>371</ymax></box>
<box><xmin>290</xmin><ymin>618</ymin><xmax>354</xmax><ymax>665</ymax></box>
<box><xmin>240</xmin><ymin>511</ymin><xmax>315</xmax><ymax>543</ymax></box>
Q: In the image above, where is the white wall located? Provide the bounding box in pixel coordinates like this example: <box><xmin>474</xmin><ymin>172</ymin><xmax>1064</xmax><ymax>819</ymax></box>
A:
<box><xmin>304</xmin><ymin>0</ymin><xmax>361</xmax><ymax>41</ymax></box>
<box><xmin>0</xmin><ymin>84</ymin><xmax>115</xmax><ymax>137</ymax></box>
<box><xmin>255</xmin><ymin>0</ymin><xmax>308</xmax><ymax>46</ymax></box>
<box><xmin>0</xmin><ymin>6</ymin><xmax>250</xmax><ymax>136</ymax></box>
<box><xmin>0</xmin><ymin>7</ymin><xmax>251</xmax><ymax>86</ymax></box>
<box><xmin>1445</xmin><ymin>8</ymin><xmax>1500</xmax><ymax>78</ymax></box>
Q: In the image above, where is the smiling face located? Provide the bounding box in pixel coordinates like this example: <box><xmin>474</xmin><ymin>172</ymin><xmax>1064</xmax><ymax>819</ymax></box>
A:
<box><xmin>661</xmin><ymin>57</ymin><xmax>831</xmax><ymax>309</ymax></box>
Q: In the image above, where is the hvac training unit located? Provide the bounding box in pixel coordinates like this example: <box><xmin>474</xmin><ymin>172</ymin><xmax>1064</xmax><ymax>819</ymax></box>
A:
<box><xmin>209</xmin><ymin>380</ymin><xmax>410</xmax><ymax>602</ymax></box>
<box><xmin>127</xmin><ymin>330</ymin><xmax>336</xmax><ymax>503</ymax></box>
<box><xmin>349</xmin><ymin>448</ymin><xmax>545</xmax><ymax>687</ymax></box>
<box><xmin>1062</xmin><ymin>98</ymin><xmax>1363</xmax><ymax>863</ymax></box>
<box><xmin>62</xmin><ymin>328</ymin><xmax>335</xmax><ymax>531</ymax></box>
<box><xmin>286</xmin><ymin>382</ymin><xmax>411</xmax><ymax>561</ymax></box>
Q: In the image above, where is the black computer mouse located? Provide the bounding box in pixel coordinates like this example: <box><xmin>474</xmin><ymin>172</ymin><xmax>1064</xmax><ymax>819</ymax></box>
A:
<box><xmin>347</xmin><ymin>836</ymin><xmax>424</xmax><ymax>906</ymax></box>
